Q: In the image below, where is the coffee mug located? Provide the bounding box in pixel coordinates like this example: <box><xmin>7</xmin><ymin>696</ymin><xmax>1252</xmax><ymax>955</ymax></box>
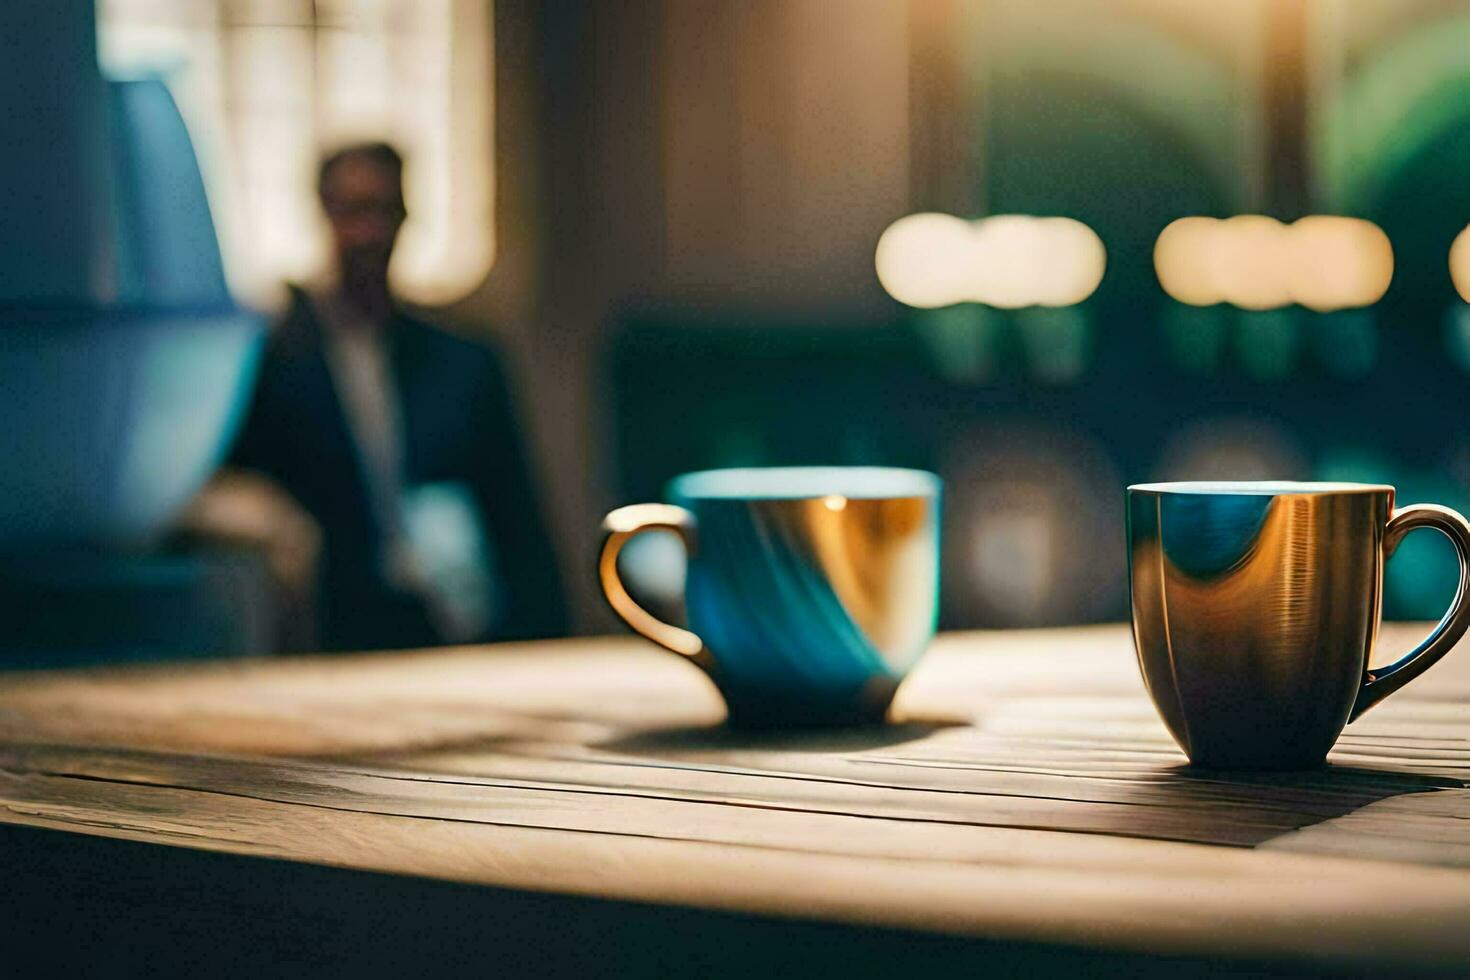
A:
<box><xmin>599</xmin><ymin>467</ymin><xmax>941</xmax><ymax>727</ymax></box>
<box><xmin>1128</xmin><ymin>482</ymin><xmax>1470</xmax><ymax>769</ymax></box>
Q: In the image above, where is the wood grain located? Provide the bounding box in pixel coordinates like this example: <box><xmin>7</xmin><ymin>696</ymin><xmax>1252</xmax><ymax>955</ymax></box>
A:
<box><xmin>4</xmin><ymin>624</ymin><xmax>1470</xmax><ymax>972</ymax></box>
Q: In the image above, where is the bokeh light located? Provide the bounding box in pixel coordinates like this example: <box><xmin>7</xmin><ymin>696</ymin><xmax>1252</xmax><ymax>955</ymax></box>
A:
<box><xmin>873</xmin><ymin>213</ymin><xmax>976</xmax><ymax>309</ymax></box>
<box><xmin>943</xmin><ymin>424</ymin><xmax>1123</xmax><ymax>627</ymax></box>
<box><xmin>1450</xmin><ymin>224</ymin><xmax>1470</xmax><ymax>303</ymax></box>
<box><xmin>1235</xmin><ymin>309</ymin><xmax>1300</xmax><ymax>380</ymax></box>
<box><xmin>875</xmin><ymin>213</ymin><xmax>1105</xmax><ymax>309</ymax></box>
<box><xmin>1152</xmin><ymin>416</ymin><xmax>1307</xmax><ymax>483</ymax></box>
<box><xmin>1154</xmin><ymin>215</ymin><xmax>1393</xmax><ymax>312</ymax></box>
<box><xmin>1161</xmin><ymin>302</ymin><xmax>1230</xmax><ymax>373</ymax></box>
<box><xmin>1154</xmin><ymin>217</ymin><xmax>1223</xmax><ymax>306</ymax></box>
<box><xmin>1016</xmin><ymin>306</ymin><xmax>1090</xmax><ymax>385</ymax></box>
<box><xmin>1289</xmin><ymin>217</ymin><xmax>1394</xmax><ymax>312</ymax></box>
<box><xmin>911</xmin><ymin>305</ymin><xmax>1005</xmax><ymax>383</ymax></box>
<box><xmin>1445</xmin><ymin>303</ymin><xmax>1470</xmax><ymax>372</ymax></box>
<box><xmin>1210</xmin><ymin>215</ymin><xmax>1293</xmax><ymax>311</ymax></box>
<box><xmin>1311</xmin><ymin>310</ymin><xmax>1377</xmax><ymax>378</ymax></box>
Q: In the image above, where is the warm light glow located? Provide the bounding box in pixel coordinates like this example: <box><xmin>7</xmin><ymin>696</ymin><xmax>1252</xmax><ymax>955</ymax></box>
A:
<box><xmin>1153</xmin><ymin>217</ymin><xmax>1222</xmax><ymax>306</ymax></box>
<box><xmin>1289</xmin><ymin>217</ymin><xmax>1393</xmax><ymax>312</ymax></box>
<box><xmin>1450</xmin><ymin>225</ymin><xmax>1470</xmax><ymax>304</ymax></box>
<box><xmin>822</xmin><ymin>495</ymin><xmax>848</xmax><ymax>512</ymax></box>
<box><xmin>98</xmin><ymin>0</ymin><xmax>496</xmax><ymax>306</ymax></box>
<box><xmin>875</xmin><ymin>213</ymin><xmax>1106</xmax><ymax>309</ymax></box>
<box><xmin>1210</xmin><ymin>216</ymin><xmax>1292</xmax><ymax>311</ymax></box>
<box><xmin>874</xmin><ymin>213</ymin><xmax>977</xmax><ymax>309</ymax></box>
<box><xmin>1154</xmin><ymin>215</ymin><xmax>1393</xmax><ymax>312</ymax></box>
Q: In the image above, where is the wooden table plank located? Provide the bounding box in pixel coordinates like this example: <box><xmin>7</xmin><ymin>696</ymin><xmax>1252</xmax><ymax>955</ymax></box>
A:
<box><xmin>8</xmin><ymin>752</ymin><xmax>1470</xmax><ymax>972</ymax></box>
<box><xmin>4</xmin><ymin>625</ymin><xmax>1470</xmax><ymax>973</ymax></box>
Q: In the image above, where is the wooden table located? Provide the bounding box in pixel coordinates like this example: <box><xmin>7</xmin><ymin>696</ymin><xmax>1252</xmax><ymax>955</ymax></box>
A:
<box><xmin>3</xmin><ymin>625</ymin><xmax>1470</xmax><ymax>976</ymax></box>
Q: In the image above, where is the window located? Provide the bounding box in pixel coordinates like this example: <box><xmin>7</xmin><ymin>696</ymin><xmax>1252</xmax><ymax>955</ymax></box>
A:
<box><xmin>98</xmin><ymin>0</ymin><xmax>495</xmax><ymax>306</ymax></box>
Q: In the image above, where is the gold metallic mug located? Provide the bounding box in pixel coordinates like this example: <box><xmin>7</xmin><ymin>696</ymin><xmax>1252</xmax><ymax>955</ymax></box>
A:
<box><xmin>1128</xmin><ymin>482</ymin><xmax>1470</xmax><ymax>769</ymax></box>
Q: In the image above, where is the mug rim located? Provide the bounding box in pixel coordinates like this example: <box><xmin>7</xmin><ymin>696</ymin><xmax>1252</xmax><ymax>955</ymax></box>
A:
<box><xmin>669</xmin><ymin>466</ymin><xmax>941</xmax><ymax>501</ymax></box>
<box><xmin>1129</xmin><ymin>480</ymin><xmax>1394</xmax><ymax>496</ymax></box>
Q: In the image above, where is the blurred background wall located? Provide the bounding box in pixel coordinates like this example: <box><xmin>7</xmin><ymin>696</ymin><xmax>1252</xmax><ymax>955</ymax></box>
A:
<box><xmin>87</xmin><ymin>0</ymin><xmax>1470</xmax><ymax>638</ymax></box>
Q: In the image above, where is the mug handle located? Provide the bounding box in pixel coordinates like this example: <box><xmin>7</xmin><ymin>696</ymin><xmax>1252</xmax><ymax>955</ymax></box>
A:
<box><xmin>1351</xmin><ymin>503</ymin><xmax>1470</xmax><ymax>721</ymax></box>
<box><xmin>599</xmin><ymin>503</ymin><xmax>714</xmax><ymax>672</ymax></box>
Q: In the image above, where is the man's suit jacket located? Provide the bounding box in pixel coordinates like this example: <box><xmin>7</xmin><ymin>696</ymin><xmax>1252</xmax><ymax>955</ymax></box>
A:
<box><xmin>232</xmin><ymin>289</ymin><xmax>567</xmax><ymax>650</ymax></box>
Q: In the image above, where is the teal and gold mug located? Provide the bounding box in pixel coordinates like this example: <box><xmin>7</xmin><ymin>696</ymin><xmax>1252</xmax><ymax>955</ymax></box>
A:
<box><xmin>600</xmin><ymin>467</ymin><xmax>942</xmax><ymax>727</ymax></box>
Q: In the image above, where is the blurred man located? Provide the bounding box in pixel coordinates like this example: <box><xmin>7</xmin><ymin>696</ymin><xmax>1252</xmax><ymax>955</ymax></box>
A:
<box><xmin>232</xmin><ymin>142</ymin><xmax>566</xmax><ymax>650</ymax></box>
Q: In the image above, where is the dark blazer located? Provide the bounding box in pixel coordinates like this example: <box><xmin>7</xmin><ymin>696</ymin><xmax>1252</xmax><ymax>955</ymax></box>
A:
<box><xmin>231</xmin><ymin>288</ymin><xmax>567</xmax><ymax>650</ymax></box>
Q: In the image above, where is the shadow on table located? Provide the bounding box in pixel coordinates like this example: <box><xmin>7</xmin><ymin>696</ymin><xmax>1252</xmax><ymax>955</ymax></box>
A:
<box><xmin>1171</xmin><ymin>760</ymin><xmax>1461</xmax><ymax>795</ymax></box>
<box><xmin>597</xmin><ymin>733</ymin><xmax>1462</xmax><ymax>849</ymax></box>
<box><xmin>1126</xmin><ymin>762</ymin><xmax>1463</xmax><ymax>847</ymax></box>
<box><xmin>601</xmin><ymin>718</ymin><xmax>965</xmax><ymax>756</ymax></box>
<box><xmin>306</xmin><ymin>708</ymin><xmax>966</xmax><ymax>766</ymax></box>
